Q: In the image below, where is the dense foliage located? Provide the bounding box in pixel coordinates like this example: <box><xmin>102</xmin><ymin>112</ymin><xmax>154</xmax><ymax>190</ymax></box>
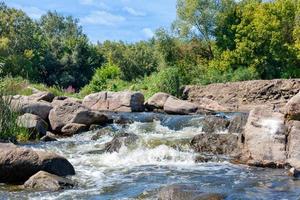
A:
<box><xmin>0</xmin><ymin>0</ymin><xmax>300</xmax><ymax>98</ymax></box>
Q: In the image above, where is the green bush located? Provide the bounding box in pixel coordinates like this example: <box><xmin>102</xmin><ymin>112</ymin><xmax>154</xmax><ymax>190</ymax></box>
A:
<box><xmin>82</xmin><ymin>63</ymin><xmax>121</xmax><ymax>93</ymax></box>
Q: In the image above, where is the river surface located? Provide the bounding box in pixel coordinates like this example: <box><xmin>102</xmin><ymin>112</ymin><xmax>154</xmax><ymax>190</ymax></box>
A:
<box><xmin>1</xmin><ymin>113</ymin><xmax>300</xmax><ymax>200</ymax></box>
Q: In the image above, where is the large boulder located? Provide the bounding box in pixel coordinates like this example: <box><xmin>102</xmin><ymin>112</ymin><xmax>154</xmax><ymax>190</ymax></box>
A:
<box><xmin>239</xmin><ymin>106</ymin><xmax>287</xmax><ymax>167</ymax></box>
<box><xmin>24</xmin><ymin>171</ymin><xmax>74</xmax><ymax>191</ymax></box>
<box><xmin>191</xmin><ymin>133</ymin><xmax>239</xmax><ymax>155</ymax></box>
<box><xmin>0</xmin><ymin>143</ymin><xmax>75</xmax><ymax>183</ymax></box>
<box><xmin>164</xmin><ymin>96</ymin><xmax>198</xmax><ymax>115</ymax></box>
<box><xmin>49</xmin><ymin>101</ymin><xmax>108</xmax><ymax>132</ymax></box>
<box><xmin>17</xmin><ymin>113</ymin><xmax>48</xmax><ymax>137</ymax></box>
<box><xmin>83</xmin><ymin>91</ymin><xmax>145</xmax><ymax>112</ymax></box>
<box><xmin>145</xmin><ymin>92</ymin><xmax>170</xmax><ymax>111</ymax></box>
<box><xmin>104</xmin><ymin>133</ymin><xmax>139</xmax><ymax>153</ymax></box>
<box><xmin>286</xmin><ymin>120</ymin><xmax>300</xmax><ymax>169</ymax></box>
<box><xmin>285</xmin><ymin>92</ymin><xmax>300</xmax><ymax>120</ymax></box>
<box><xmin>10</xmin><ymin>96</ymin><xmax>53</xmax><ymax>120</ymax></box>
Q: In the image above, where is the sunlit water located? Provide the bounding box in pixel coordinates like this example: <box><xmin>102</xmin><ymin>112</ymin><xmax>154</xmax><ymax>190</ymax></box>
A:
<box><xmin>1</xmin><ymin>113</ymin><xmax>300</xmax><ymax>200</ymax></box>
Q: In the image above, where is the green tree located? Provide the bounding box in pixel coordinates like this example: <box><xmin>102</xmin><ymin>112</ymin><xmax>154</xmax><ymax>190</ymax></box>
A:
<box><xmin>38</xmin><ymin>11</ymin><xmax>104</xmax><ymax>89</ymax></box>
<box><xmin>174</xmin><ymin>0</ymin><xmax>222</xmax><ymax>59</ymax></box>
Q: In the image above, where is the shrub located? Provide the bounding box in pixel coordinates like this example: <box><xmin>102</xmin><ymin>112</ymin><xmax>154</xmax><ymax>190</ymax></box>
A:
<box><xmin>82</xmin><ymin>63</ymin><xmax>121</xmax><ymax>93</ymax></box>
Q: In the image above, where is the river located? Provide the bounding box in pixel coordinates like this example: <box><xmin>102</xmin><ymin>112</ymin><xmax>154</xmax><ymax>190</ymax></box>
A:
<box><xmin>1</xmin><ymin>113</ymin><xmax>300</xmax><ymax>200</ymax></box>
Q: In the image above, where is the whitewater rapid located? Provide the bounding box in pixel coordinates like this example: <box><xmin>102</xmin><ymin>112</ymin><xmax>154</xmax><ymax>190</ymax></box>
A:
<box><xmin>1</xmin><ymin>113</ymin><xmax>300</xmax><ymax>200</ymax></box>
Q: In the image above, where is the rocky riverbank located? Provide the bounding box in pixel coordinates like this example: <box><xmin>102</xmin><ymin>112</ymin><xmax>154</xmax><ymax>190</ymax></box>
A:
<box><xmin>183</xmin><ymin>79</ymin><xmax>300</xmax><ymax>112</ymax></box>
<box><xmin>2</xmin><ymin>80</ymin><xmax>300</xmax><ymax>197</ymax></box>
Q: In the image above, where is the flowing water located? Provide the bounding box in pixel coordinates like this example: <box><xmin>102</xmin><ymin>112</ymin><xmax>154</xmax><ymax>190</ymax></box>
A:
<box><xmin>1</xmin><ymin>113</ymin><xmax>300</xmax><ymax>200</ymax></box>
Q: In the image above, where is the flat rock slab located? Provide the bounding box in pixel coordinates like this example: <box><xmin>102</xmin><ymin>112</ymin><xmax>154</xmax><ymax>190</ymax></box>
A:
<box><xmin>83</xmin><ymin>91</ymin><xmax>145</xmax><ymax>112</ymax></box>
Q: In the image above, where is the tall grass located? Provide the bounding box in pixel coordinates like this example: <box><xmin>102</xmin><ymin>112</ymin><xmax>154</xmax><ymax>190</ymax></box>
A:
<box><xmin>0</xmin><ymin>88</ymin><xmax>29</xmax><ymax>143</ymax></box>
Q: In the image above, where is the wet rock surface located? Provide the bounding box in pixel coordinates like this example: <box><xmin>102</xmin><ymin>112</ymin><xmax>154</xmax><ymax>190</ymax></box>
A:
<box><xmin>23</xmin><ymin>171</ymin><xmax>74</xmax><ymax>191</ymax></box>
<box><xmin>191</xmin><ymin>133</ymin><xmax>239</xmax><ymax>155</ymax></box>
<box><xmin>158</xmin><ymin>185</ymin><xmax>224</xmax><ymax>200</ymax></box>
<box><xmin>104</xmin><ymin>132</ymin><xmax>139</xmax><ymax>153</ymax></box>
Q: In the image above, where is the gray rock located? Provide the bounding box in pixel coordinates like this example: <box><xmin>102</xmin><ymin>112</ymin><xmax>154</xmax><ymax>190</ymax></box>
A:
<box><xmin>83</xmin><ymin>91</ymin><xmax>145</xmax><ymax>112</ymax></box>
<box><xmin>49</xmin><ymin>101</ymin><xmax>108</xmax><ymax>132</ymax></box>
<box><xmin>286</xmin><ymin>120</ymin><xmax>300</xmax><ymax>169</ymax></box>
<box><xmin>164</xmin><ymin>96</ymin><xmax>198</xmax><ymax>115</ymax></box>
<box><xmin>40</xmin><ymin>132</ymin><xmax>57</xmax><ymax>142</ymax></box>
<box><xmin>240</xmin><ymin>106</ymin><xmax>286</xmax><ymax>167</ymax></box>
<box><xmin>24</xmin><ymin>171</ymin><xmax>74</xmax><ymax>191</ymax></box>
<box><xmin>61</xmin><ymin>123</ymin><xmax>88</xmax><ymax>136</ymax></box>
<box><xmin>145</xmin><ymin>92</ymin><xmax>170</xmax><ymax>111</ymax></box>
<box><xmin>0</xmin><ymin>143</ymin><xmax>75</xmax><ymax>183</ymax></box>
<box><xmin>29</xmin><ymin>92</ymin><xmax>55</xmax><ymax>102</ymax></box>
<box><xmin>201</xmin><ymin>116</ymin><xmax>230</xmax><ymax>134</ymax></box>
<box><xmin>104</xmin><ymin>133</ymin><xmax>139</xmax><ymax>153</ymax></box>
<box><xmin>228</xmin><ymin>113</ymin><xmax>249</xmax><ymax>134</ymax></box>
<box><xmin>285</xmin><ymin>92</ymin><xmax>300</xmax><ymax>120</ymax></box>
<box><xmin>17</xmin><ymin>113</ymin><xmax>48</xmax><ymax>137</ymax></box>
<box><xmin>191</xmin><ymin>133</ymin><xmax>238</xmax><ymax>155</ymax></box>
<box><xmin>91</xmin><ymin>126</ymin><xmax>115</xmax><ymax>140</ymax></box>
<box><xmin>158</xmin><ymin>185</ymin><xmax>224</xmax><ymax>200</ymax></box>
<box><xmin>10</xmin><ymin>96</ymin><xmax>53</xmax><ymax>120</ymax></box>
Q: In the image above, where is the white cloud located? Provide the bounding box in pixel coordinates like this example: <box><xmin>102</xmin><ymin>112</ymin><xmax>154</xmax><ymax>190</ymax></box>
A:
<box><xmin>123</xmin><ymin>7</ymin><xmax>146</xmax><ymax>16</ymax></box>
<box><xmin>81</xmin><ymin>11</ymin><xmax>125</xmax><ymax>26</ymax></box>
<box><xmin>142</xmin><ymin>28</ymin><xmax>154</xmax><ymax>38</ymax></box>
<box><xmin>10</xmin><ymin>4</ymin><xmax>45</xmax><ymax>19</ymax></box>
<box><xmin>79</xmin><ymin>0</ymin><xmax>109</xmax><ymax>9</ymax></box>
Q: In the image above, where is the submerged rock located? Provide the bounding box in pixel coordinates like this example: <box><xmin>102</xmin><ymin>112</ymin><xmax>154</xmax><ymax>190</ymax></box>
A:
<box><xmin>0</xmin><ymin>143</ymin><xmax>75</xmax><ymax>183</ymax></box>
<box><xmin>83</xmin><ymin>91</ymin><xmax>145</xmax><ymax>112</ymax></box>
<box><xmin>24</xmin><ymin>171</ymin><xmax>74</xmax><ymax>191</ymax></box>
<box><xmin>91</xmin><ymin>126</ymin><xmax>116</xmax><ymax>140</ymax></box>
<box><xmin>201</xmin><ymin>116</ymin><xmax>230</xmax><ymax>134</ymax></box>
<box><xmin>104</xmin><ymin>133</ymin><xmax>139</xmax><ymax>153</ymax></box>
<box><xmin>158</xmin><ymin>185</ymin><xmax>224</xmax><ymax>200</ymax></box>
<box><xmin>191</xmin><ymin>133</ymin><xmax>238</xmax><ymax>155</ymax></box>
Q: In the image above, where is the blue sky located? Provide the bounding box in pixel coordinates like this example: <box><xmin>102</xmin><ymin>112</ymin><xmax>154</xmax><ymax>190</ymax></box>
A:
<box><xmin>3</xmin><ymin>0</ymin><xmax>177</xmax><ymax>43</ymax></box>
